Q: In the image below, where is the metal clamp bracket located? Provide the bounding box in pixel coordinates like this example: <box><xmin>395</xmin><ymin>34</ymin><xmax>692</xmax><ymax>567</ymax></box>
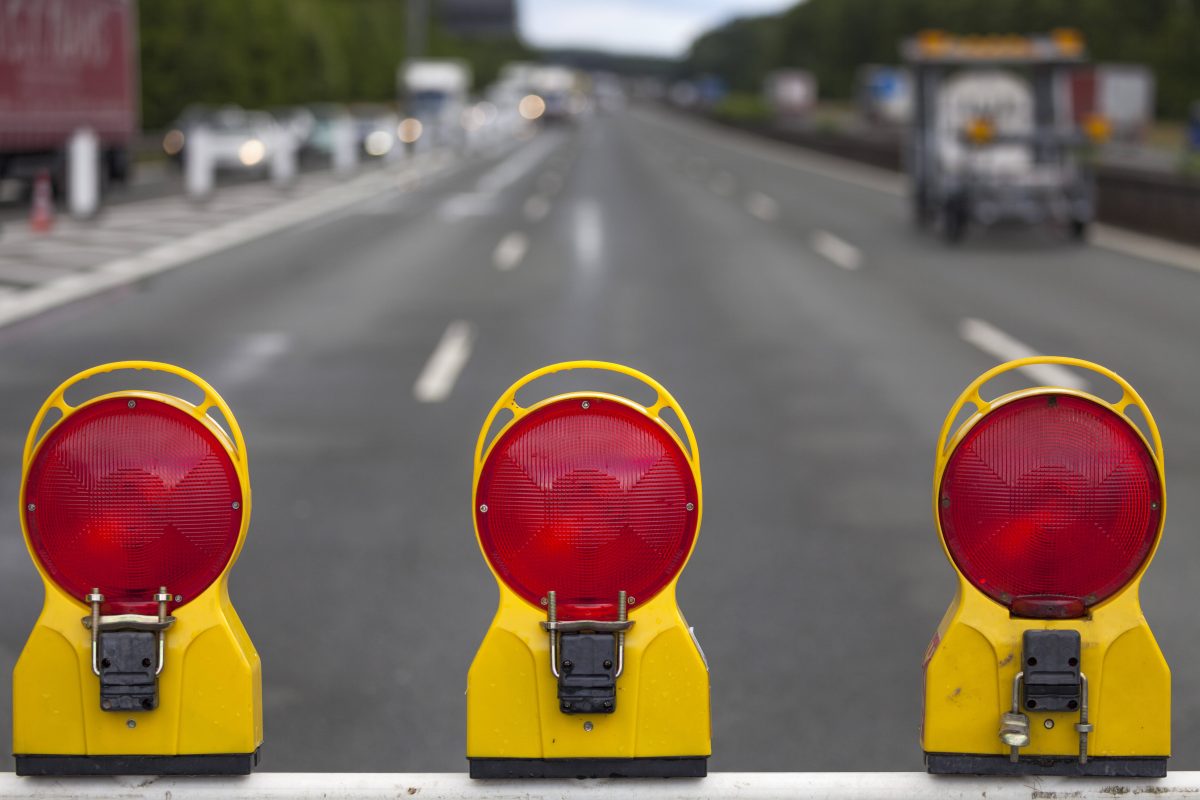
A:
<box><xmin>542</xmin><ymin>590</ymin><xmax>634</xmax><ymax>715</ymax></box>
<box><xmin>999</xmin><ymin>630</ymin><xmax>1093</xmax><ymax>765</ymax></box>
<box><xmin>83</xmin><ymin>587</ymin><xmax>176</xmax><ymax>711</ymax></box>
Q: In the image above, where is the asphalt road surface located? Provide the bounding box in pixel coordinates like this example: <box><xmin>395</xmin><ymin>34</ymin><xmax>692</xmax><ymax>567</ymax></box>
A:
<box><xmin>1</xmin><ymin>107</ymin><xmax>1198</xmax><ymax>773</ymax></box>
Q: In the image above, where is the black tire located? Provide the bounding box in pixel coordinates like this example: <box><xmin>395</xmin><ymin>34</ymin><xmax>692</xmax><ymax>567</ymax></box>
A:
<box><xmin>1069</xmin><ymin>218</ymin><xmax>1088</xmax><ymax>242</ymax></box>
<box><xmin>943</xmin><ymin>196</ymin><xmax>967</xmax><ymax>244</ymax></box>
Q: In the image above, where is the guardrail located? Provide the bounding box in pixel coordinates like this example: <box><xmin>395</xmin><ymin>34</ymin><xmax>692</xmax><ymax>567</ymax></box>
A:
<box><xmin>3</xmin><ymin>773</ymin><xmax>1200</xmax><ymax>799</ymax></box>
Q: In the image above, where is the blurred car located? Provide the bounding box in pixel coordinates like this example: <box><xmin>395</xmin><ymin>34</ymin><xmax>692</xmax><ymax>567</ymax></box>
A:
<box><xmin>164</xmin><ymin>105</ymin><xmax>279</xmax><ymax>174</ymax></box>
<box><xmin>349</xmin><ymin>104</ymin><xmax>400</xmax><ymax>158</ymax></box>
<box><xmin>162</xmin><ymin>105</ymin><xmax>278</xmax><ymax>173</ymax></box>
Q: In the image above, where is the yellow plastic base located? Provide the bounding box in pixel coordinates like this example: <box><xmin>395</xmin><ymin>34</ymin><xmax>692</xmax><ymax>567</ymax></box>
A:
<box><xmin>921</xmin><ymin>585</ymin><xmax>1169</xmax><ymax>760</ymax></box>
<box><xmin>13</xmin><ymin>581</ymin><xmax>262</xmax><ymax>758</ymax></box>
<box><xmin>466</xmin><ymin>587</ymin><xmax>710</xmax><ymax>760</ymax></box>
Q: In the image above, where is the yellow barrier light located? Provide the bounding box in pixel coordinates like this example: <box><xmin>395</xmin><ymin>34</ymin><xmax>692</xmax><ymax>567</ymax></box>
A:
<box><xmin>14</xmin><ymin>362</ymin><xmax>262</xmax><ymax>776</ymax></box>
<box><xmin>466</xmin><ymin>361</ymin><xmax>710</xmax><ymax>779</ymax></box>
<box><xmin>922</xmin><ymin>357</ymin><xmax>1168</xmax><ymax>777</ymax></box>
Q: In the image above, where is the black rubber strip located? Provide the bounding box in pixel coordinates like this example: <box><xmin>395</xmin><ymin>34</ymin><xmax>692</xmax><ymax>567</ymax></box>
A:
<box><xmin>925</xmin><ymin>752</ymin><xmax>1167</xmax><ymax>778</ymax></box>
<box><xmin>15</xmin><ymin>748</ymin><xmax>261</xmax><ymax>776</ymax></box>
<box><xmin>470</xmin><ymin>756</ymin><xmax>707</xmax><ymax>779</ymax></box>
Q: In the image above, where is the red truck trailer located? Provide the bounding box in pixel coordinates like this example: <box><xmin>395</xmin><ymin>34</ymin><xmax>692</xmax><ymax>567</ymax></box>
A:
<box><xmin>0</xmin><ymin>0</ymin><xmax>138</xmax><ymax>192</ymax></box>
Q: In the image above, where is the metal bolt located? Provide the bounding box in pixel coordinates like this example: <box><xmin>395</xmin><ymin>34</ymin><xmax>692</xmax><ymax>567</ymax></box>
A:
<box><xmin>581</xmin><ymin>400</ymin><xmax>590</xmax><ymax>410</ymax></box>
<box><xmin>479</xmin><ymin>504</ymin><xmax>488</xmax><ymax>513</ymax></box>
<box><xmin>232</xmin><ymin>501</ymin><xmax>240</xmax><ymax>510</ymax></box>
<box><xmin>1044</xmin><ymin>719</ymin><xmax>1055</xmax><ymax>730</ymax></box>
<box><xmin>101</xmin><ymin>700</ymin><xmax>112</xmax><ymax>710</ymax></box>
<box><xmin>127</xmin><ymin>399</ymin><xmax>136</xmax><ymax>409</ymax></box>
<box><xmin>562</xmin><ymin>660</ymin><xmax>573</xmax><ymax>670</ymax></box>
<box><xmin>174</xmin><ymin>594</ymin><xmax>183</xmax><ymax>603</ymax></box>
<box><xmin>603</xmin><ymin>659</ymin><xmax>613</xmax><ymax>669</ymax></box>
<box><xmin>540</xmin><ymin>596</ymin><xmax>548</xmax><ymax>607</ymax></box>
<box><xmin>940</xmin><ymin>496</ymin><xmax>951</xmax><ymax>508</ymax></box>
<box><xmin>603</xmin><ymin>700</ymin><xmax>612</xmax><ymax>708</ymax></box>
<box><xmin>127</xmin><ymin>719</ymin><xmax>137</xmax><ymax>729</ymax></box>
<box><xmin>1151</xmin><ymin>501</ymin><xmax>1160</xmax><ymax>510</ymax></box>
<box><xmin>627</xmin><ymin>596</ymin><xmax>636</xmax><ymax>606</ymax></box>
<box><xmin>26</xmin><ymin>503</ymin><xmax>35</xmax><ymax>512</ymax></box>
<box><xmin>685</xmin><ymin>502</ymin><xmax>694</xmax><ymax>512</ymax></box>
<box><xmin>583</xmin><ymin>721</ymin><xmax>594</xmax><ymax>732</ymax></box>
<box><xmin>561</xmin><ymin>702</ymin><xmax>571</xmax><ymax>711</ymax></box>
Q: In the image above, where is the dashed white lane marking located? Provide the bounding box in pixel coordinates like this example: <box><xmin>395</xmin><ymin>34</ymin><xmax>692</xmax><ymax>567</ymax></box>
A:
<box><xmin>959</xmin><ymin>318</ymin><xmax>1089</xmax><ymax>390</ymax></box>
<box><xmin>438</xmin><ymin>192</ymin><xmax>496</xmax><ymax>220</ymax></box>
<box><xmin>413</xmin><ymin>320</ymin><xmax>474</xmax><ymax>403</ymax></box>
<box><xmin>220</xmin><ymin>331</ymin><xmax>292</xmax><ymax>384</ymax></box>
<box><xmin>573</xmin><ymin>199</ymin><xmax>603</xmax><ymax>272</ymax></box>
<box><xmin>745</xmin><ymin>191</ymin><xmax>779</xmax><ymax>222</ymax></box>
<box><xmin>811</xmin><ymin>230</ymin><xmax>862</xmax><ymax>270</ymax></box>
<box><xmin>476</xmin><ymin>131</ymin><xmax>563</xmax><ymax>192</ymax></box>
<box><xmin>523</xmin><ymin>194</ymin><xmax>552</xmax><ymax>222</ymax></box>
<box><xmin>492</xmin><ymin>231</ymin><xmax>529</xmax><ymax>271</ymax></box>
<box><xmin>1092</xmin><ymin>225</ymin><xmax>1200</xmax><ymax>274</ymax></box>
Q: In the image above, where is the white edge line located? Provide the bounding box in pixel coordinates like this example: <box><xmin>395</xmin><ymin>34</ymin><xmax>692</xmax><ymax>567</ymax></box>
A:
<box><xmin>959</xmin><ymin>317</ymin><xmax>1088</xmax><ymax>390</ymax></box>
<box><xmin>413</xmin><ymin>320</ymin><xmax>475</xmax><ymax>403</ymax></box>
<box><xmin>0</xmin><ymin>159</ymin><xmax>447</xmax><ymax>330</ymax></box>
<box><xmin>637</xmin><ymin>107</ymin><xmax>1200</xmax><ymax>278</ymax></box>
<box><xmin>1092</xmin><ymin>224</ymin><xmax>1200</xmax><ymax>274</ymax></box>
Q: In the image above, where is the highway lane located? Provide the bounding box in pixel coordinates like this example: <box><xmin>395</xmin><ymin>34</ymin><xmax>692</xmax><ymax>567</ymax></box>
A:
<box><xmin>1</xmin><ymin>107</ymin><xmax>1199</xmax><ymax>773</ymax></box>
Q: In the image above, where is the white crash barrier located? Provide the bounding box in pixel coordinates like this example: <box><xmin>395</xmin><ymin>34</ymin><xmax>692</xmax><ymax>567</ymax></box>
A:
<box><xmin>67</xmin><ymin>127</ymin><xmax>100</xmax><ymax>219</ymax></box>
<box><xmin>3</xmin><ymin>773</ymin><xmax>1200</xmax><ymax>799</ymax></box>
<box><xmin>184</xmin><ymin>126</ymin><xmax>215</xmax><ymax>198</ymax></box>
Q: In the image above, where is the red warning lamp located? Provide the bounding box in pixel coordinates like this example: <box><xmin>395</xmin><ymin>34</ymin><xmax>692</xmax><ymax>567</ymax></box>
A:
<box><xmin>13</xmin><ymin>361</ymin><xmax>261</xmax><ymax>776</ymax></box>
<box><xmin>24</xmin><ymin>395</ymin><xmax>244</xmax><ymax>615</ymax></box>
<box><xmin>467</xmin><ymin>361</ymin><xmax>710</xmax><ymax>778</ymax></box>
<box><xmin>923</xmin><ymin>357</ymin><xmax>1169</xmax><ymax>776</ymax></box>
<box><xmin>475</xmin><ymin>395</ymin><xmax>699</xmax><ymax>621</ymax></box>
<box><xmin>938</xmin><ymin>393</ymin><xmax>1161</xmax><ymax>619</ymax></box>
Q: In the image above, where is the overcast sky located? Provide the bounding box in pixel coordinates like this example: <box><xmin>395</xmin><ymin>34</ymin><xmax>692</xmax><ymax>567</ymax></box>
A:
<box><xmin>517</xmin><ymin>0</ymin><xmax>795</xmax><ymax>58</ymax></box>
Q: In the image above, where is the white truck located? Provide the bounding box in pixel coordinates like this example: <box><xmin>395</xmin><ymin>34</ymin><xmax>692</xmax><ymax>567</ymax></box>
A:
<box><xmin>399</xmin><ymin>59</ymin><xmax>472</xmax><ymax>146</ymax></box>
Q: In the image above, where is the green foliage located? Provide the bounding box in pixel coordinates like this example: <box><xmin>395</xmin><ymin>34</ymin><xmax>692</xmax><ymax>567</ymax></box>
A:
<box><xmin>684</xmin><ymin>0</ymin><xmax>1200</xmax><ymax>120</ymax></box>
<box><xmin>139</xmin><ymin>0</ymin><xmax>531</xmax><ymax>129</ymax></box>
<box><xmin>713</xmin><ymin>92</ymin><xmax>771</xmax><ymax>123</ymax></box>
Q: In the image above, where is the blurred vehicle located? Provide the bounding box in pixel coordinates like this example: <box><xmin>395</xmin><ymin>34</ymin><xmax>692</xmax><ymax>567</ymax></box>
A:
<box><xmin>1067</xmin><ymin>64</ymin><xmax>1155</xmax><ymax>143</ymax></box>
<box><xmin>764</xmin><ymin>70</ymin><xmax>817</xmax><ymax>126</ymax></box>
<box><xmin>0</xmin><ymin>0</ymin><xmax>137</xmax><ymax>194</ymax></box>
<box><xmin>302</xmin><ymin>103</ymin><xmax>352</xmax><ymax>161</ymax></box>
<box><xmin>350</xmin><ymin>104</ymin><xmax>400</xmax><ymax>158</ymax></box>
<box><xmin>903</xmin><ymin>30</ymin><xmax>1097</xmax><ymax>243</ymax></box>
<box><xmin>528</xmin><ymin>65</ymin><xmax>588</xmax><ymax>123</ymax></box>
<box><xmin>857</xmin><ymin>65</ymin><xmax>913</xmax><ymax>127</ymax></box>
<box><xmin>400</xmin><ymin>59</ymin><xmax>472</xmax><ymax>145</ymax></box>
<box><xmin>167</xmin><ymin>106</ymin><xmax>277</xmax><ymax>175</ymax></box>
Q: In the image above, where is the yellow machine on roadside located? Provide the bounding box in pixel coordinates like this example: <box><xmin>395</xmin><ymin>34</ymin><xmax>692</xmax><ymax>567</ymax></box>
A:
<box><xmin>467</xmin><ymin>361</ymin><xmax>710</xmax><ymax>778</ymax></box>
<box><xmin>13</xmin><ymin>361</ymin><xmax>262</xmax><ymax>776</ymax></box>
<box><xmin>923</xmin><ymin>357</ymin><xmax>1168</xmax><ymax>776</ymax></box>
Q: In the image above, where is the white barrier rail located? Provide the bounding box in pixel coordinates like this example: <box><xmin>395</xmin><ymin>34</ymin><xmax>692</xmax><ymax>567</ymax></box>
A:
<box><xmin>2</xmin><ymin>773</ymin><xmax>1200</xmax><ymax>799</ymax></box>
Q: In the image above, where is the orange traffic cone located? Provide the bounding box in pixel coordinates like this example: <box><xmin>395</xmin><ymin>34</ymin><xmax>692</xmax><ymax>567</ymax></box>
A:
<box><xmin>30</xmin><ymin>170</ymin><xmax>55</xmax><ymax>233</ymax></box>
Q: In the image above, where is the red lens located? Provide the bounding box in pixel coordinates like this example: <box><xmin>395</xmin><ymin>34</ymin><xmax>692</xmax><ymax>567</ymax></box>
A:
<box><xmin>475</xmin><ymin>396</ymin><xmax>699</xmax><ymax>619</ymax></box>
<box><xmin>938</xmin><ymin>393</ymin><xmax>1161</xmax><ymax>617</ymax></box>
<box><xmin>23</xmin><ymin>396</ymin><xmax>243</xmax><ymax>612</ymax></box>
